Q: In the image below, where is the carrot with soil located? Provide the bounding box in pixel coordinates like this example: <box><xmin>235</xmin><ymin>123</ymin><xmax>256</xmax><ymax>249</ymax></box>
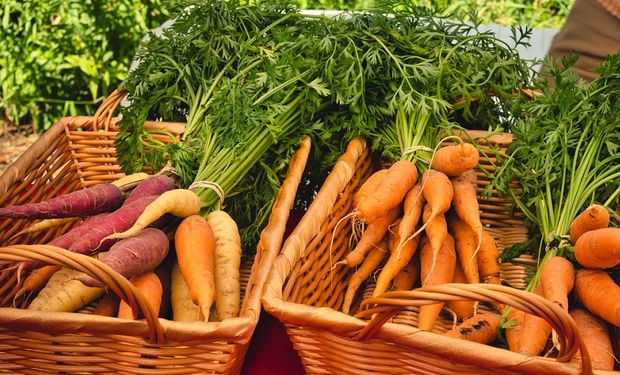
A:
<box><xmin>446</xmin><ymin>261</ymin><xmax>475</xmax><ymax>320</ymax></box>
<box><xmin>570</xmin><ymin>308</ymin><xmax>614</xmax><ymax>371</ymax></box>
<box><xmin>117</xmin><ymin>271</ymin><xmax>162</xmax><ymax>320</ymax></box>
<box><xmin>445</xmin><ymin>313</ymin><xmax>500</xmax><ymax>344</ymax></box>
<box><xmin>574</xmin><ymin>228</ymin><xmax>620</xmax><ymax>269</ymax></box>
<box><xmin>449</xmin><ymin>214</ymin><xmax>480</xmax><ymax>285</ymax></box>
<box><xmin>174</xmin><ymin>215</ymin><xmax>216</xmax><ymax>321</ymax></box>
<box><xmin>342</xmin><ymin>241</ymin><xmax>387</xmax><ymax>314</ymax></box>
<box><xmin>78</xmin><ymin>228</ymin><xmax>170</xmax><ymax>288</ymax></box>
<box><xmin>207</xmin><ymin>210</ymin><xmax>242</xmax><ymax>320</ymax></box>
<box><xmin>540</xmin><ymin>256</ymin><xmax>574</xmax><ymax>311</ymax></box>
<box><xmin>0</xmin><ymin>184</ymin><xmax>123</xmax><ymax>219</ymax></box>
<box><xmin>418</xmin><ymin>235</ymin><xmax>456</xmax><ymax>331</ymax></box>
<box><xmin>355</xmin><ymin>160</ymin><xmax>417</xmax><ymax>223</ymax></box>
<box><xmin>575</xmin><ymin>269</ymin><xmax>620</xmax><ymax>327</ymax></box>
<box><xmin>569</xmin><ymin>204</ymin><xmax>610</xmax><ymax>242</ymax></box>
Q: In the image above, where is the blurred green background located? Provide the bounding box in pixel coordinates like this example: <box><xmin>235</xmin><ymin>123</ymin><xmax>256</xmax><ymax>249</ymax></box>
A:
<box><xmin>0</xmin><ymin>0</ymin><xmax>573</xmax><ymax>132</ymax></box>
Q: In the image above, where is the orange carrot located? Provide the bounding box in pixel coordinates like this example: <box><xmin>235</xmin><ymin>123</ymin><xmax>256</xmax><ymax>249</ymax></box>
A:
<box><xmin>477</xmin><ymin>230</ymin><xmax>501</xmax><ymax>285</ymax></box>
<box><xmin>418</xmin><ymin>234</ymin><xmax>456</xmax><ymax>331</ymax></box>
<box><xmin>94</xmin><ymin>294</ymin><xmax>120</xmax><ymax>317</ymax></box>
<box><xmin>397</xmin><ymin>184</ymin><xmax>424</xmax><ymax>249</ymax></box>
<box><xmin>117</xmin><ymin>272</ymin><xmax>162</xmax><ymax>320</ymax></box>
<box><xmin>422</xmin><ymin>205</ymin><xmax>448</xmax><ymax>281</ymax></box>
<box><xmin>373</xmin><ymin>218</ymin><xmax>420</xmax><ymax>296</ymax></box>
<box><xmin>540</xmin><ymin>256</ymin><xmax>574</xmax><ymax>311</ymax></box>
<box><xmin>356</xmin><ymin>160</ymin><xmax>417</xmax><ymax>223</ymax></box>
<box><xmin>342</xmin><ymin>242</ymin><xmax>387</xmax><ymax>314</ymax></box>
<box><xmin>570</xmin><ymin>204</ymin><xmax>610</xmax><ymax>243</ymax></box>
<box><xmin>575</xmin><ymin>269</ymin><xmax>620</xmax><ymax>327</ymax></box>
<box><xmin>13</xmin><ymin>265</ymin><xmax>60</xmax><ymax>301</ymax></box>
<box><xmin>451</xmin><ymin>170</ymin><xmax>482</xmax><ymax>252</ymax></box>
<box><xmin>449</xmin><ymin>215</ymin><xmax>480</xmax><ymax>285</ymax></box>
<box><xmin>421</xmin><ymin>170</ymin><xmax>453</xmax><ymax>218</ymax></box>
<box><xmin>341</xmin><ymin>207</ymin><xmax>400</xmax><ymax>268</ymax></box>
<box><xmin>354</xmin><ymin>169</ymin><xmax>388</xmax><ymax>209</ymax></box>
<box><xmin>431</xmin><ymin>143</ymin><xmax>479</xmax><ymax>177</ymax></box>
<box><xmin>505</xmin><ymin>286</ymin><xmax>552</xmax><ymax>356</ymax></box>
<box><xmin>445</xmin><ymin>313</ymin><xmax>500</xmax><ymax>344</ymax></box>
<box><xmin>574</xmin><ymin>228</ymin><xmax>620</xmax><ymax>269</ymax></box>
<box><xmin>393</xmin><ymin>252</ymin><xmax>420</xmax><ymax>291</ymax></box>
<box><xmin>174</xmin><ymin>215</ymin><xmax>216</xmax><ymax>321</ymax></box>
<box><xmin>446</xmin><ymin>261</ymin><xmax>475</xmax><ymax>320</ymax></box>
<box><xmin>570</xmin><ymin>308</ymin><xmax>615</xmax><ymax>371</ymax></box>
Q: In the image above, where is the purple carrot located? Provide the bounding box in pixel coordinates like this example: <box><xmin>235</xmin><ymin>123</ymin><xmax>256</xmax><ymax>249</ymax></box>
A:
<box><xmin>68</xmin><ymin>195</ymin><xmax>159</xmax><ymax>255</ymax></box>
<box><xmin>0</xmin><ymin>184</ymin><xmax>123</xmax><ymax>219</ymax></box>
<box><xmin>124</xmin><ymin>175</ymin><xmax>176</xmax><ymax>205</ymax></box>
<box><xmin>79</xmin><ymin>228</ymin><xmax>170</xmax><ymax>288</ymax></box>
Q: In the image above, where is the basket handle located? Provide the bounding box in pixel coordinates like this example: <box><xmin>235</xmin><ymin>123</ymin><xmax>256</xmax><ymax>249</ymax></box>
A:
<box><xmin>0</xmin><ymin>244</ymin><xmax>164</xmax><ymax>344</ymax></box>
<box><xmin>92</xmin><ymin>89</ymin><xmax>128</xmax><ymax>131</ymax></box>
<box><xmin>355</xmin><ymin>283</ymin><xmax>592</xmax><ymax>375</ymax></box>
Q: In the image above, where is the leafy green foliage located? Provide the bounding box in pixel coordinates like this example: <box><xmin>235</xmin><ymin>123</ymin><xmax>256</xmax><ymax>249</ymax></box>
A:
<box><xmin>0</xmin><ymin>0</ymin><xmax>176</xmax><ymax>130</ymax></box>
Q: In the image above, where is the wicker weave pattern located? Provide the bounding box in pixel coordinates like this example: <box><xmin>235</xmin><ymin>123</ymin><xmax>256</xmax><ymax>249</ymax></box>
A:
<box><xmin>263</xmin><ymin>135</ymin><xmax>592</xmax><ymax>375</ymax></box>
<box><xmin>0</xmin><ymin>91</ymin><xmax>307</xmax><ymax>374</ymax></box>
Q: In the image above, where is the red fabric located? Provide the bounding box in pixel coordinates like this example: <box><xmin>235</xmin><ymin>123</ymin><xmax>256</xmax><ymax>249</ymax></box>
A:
<box><xmin>241</xmin><ymin>210</ymin><xmax>306</xmax><ymax>375</ymax></box>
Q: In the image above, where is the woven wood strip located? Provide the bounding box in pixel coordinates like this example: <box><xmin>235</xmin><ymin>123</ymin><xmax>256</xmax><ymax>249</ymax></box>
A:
<box><xmin>0</xmin><ymin>103</ymin><xmax>308</xmax><ymax>373</ymax></box>
<box><xmin>262</xmin><ymin>136</ymin><xmax>598</xmax><ymax>375</ymax></box>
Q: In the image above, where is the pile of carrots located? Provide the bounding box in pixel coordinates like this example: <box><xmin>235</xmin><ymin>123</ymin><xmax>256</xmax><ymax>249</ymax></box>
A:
<box><xmin>0</xmin><ymin>173</ymin><xmax>242</xmax><ymax>322</ymax></box>
<box><xmin>339</xmin><ymin>141</ymin><xmax>620</xmax><ymax>371</ymax></box>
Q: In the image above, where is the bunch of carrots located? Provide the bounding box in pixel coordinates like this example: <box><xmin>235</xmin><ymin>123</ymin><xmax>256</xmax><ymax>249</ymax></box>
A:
<box><xmin>0</xmin><ymin>173</ymin><xmax>243</xmax><ymax>322</ymax></box>
<box><xmin>340</xmin><ymin>140</ymin><xmax>620</xmax><ymax>371</ymax></box>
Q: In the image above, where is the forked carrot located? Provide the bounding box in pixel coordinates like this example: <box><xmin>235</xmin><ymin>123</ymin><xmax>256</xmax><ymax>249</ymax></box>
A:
<box><xmin>339</xmin><ymin>207</ymin><xmax>400</xmax><ymax>268</ymax></box>
<box><xmin>422</xmin><ymin>204</ymin><xmax>448</xmax><ymax>281</ymax></box>
<box><xmin>356</xmin><ymin>160</ymin><xmax>417</xmax><ymax>223</ymax></box>
<box><xmin>418</xmin><ymin>234</ymin><xmax>456</xmax><ymax>331</ymax></box>
<box><xmin>569</xmin><ymin>204</ymin><xmax>610</xmax><ymax>243</ymax></box>
<box><xmin>445</xmin><ymin>313</ymin><xmax>500</xmax><ymax>344</ymax></box>
<box><xmin>342</xmin><ymin>241</ymin><xmax>387</xmax><ymax>314</ymax></box>
<box><xmin>397</xmin><ymin>184</ymin><xmax>425</xmax><ymax>250</ymax></box>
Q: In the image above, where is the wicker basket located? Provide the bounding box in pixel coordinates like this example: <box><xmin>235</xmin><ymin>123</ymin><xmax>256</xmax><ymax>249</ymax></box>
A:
<box><xmin>263</xmin><ymin>135</ymin><xmax>602</xmax><ymax>375</ymax></box>
<box><xmin>0</xmin><ymin>91</ymin><xmax>309</xmax><ymax>374</ymax></box>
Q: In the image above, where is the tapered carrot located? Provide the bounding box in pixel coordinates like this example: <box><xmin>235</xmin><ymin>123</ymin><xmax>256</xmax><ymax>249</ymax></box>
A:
<box><xmin>569</xmin><ymin>204</ymin><xmax>610</xmax><ymax>243</ymax></box>
<box><xmin>418</xmin><ymin>234</ymin><xmax>456</xmax><ymax>331</ymax></box>
<box><xmin>174</xmin><ymin>215</ymin><xmax>216</xmax><ymax>321</ymax></box>
<box><xmin>13</xmin><ymin>265</ymin><xmax>60</xmax><ymax>301</ymax></box>
<box><xmin>505</xmin><ymin>286</ymin><xmax>552</xmax><ymax>356</ymax></box>
<box><xmin>342</xmin><ymin>241</ymin><xmax>387</xmax><ymax>314</ymax></box>
<box><xmin>540</xmin><ymin>256</ymin><xmax>574</xmax><ymax>311</ymax></box>
<box><xmin>117</xmin><ymin>272</ymin><xmax>162</xmax><ymax>320</ymax></box>
<box><xmin>356</xmin><ymin>160</ymin><xmax>417</xmax><ymax>223</ymax></box>
<box><xmin>397</xmin><ymin>184</ymin><xmax>424</xmax><ymax>249</ymax></box>
<box><xmin>353</xmin><ymin>169</ymin><xmax>388</xmax><ymax>209</ymax></box>
<box><xmin>431</xmin><ymin>142</ymin><xmax>479</xmax><ymax>177</ymax></box>
<box><xmin>445</xmin><ymin>313</ymin><xmax>500</xmax><ymax>344</ymax></box>
<box><xmin>421</xmin><ymin>170</ymin><xmax>453</xmax><ymax>218</ymax></box>
<box><xmin>446</xmin><ymin>261</ymin><xmax>475</xmax><ymax>320</ymax></box>
<box><xmin>570</xmin><ymin>308</ymin><xmax>615</xmax><ymax>370</ymax></box>
<box><xmin>451</xmin><ymin>170</ymin><xmax>482</xmax><ymax>253</ymax></box>
<box><xmin>373</xmin><ymin>218</ymin><xmax>420</xmax><ymax>296</ymax></box>
<box><xmin>575</xmin><ymin>269</ymin><xmax>620</xmax><ymax>327</ymax></box>
<box><xmin>392</xmin><ymin>253</ymin><xmax>420</xmax><ymax>291</ymax></box>
<box><xmin>422</xmin><ymin>205</ymin><xmax>448</xmax><ymax>282</ymax></box>
<box><xmin>574</xmin><ymin>228</ymin><xmax>620</xmax><ymax>269</ymax></box>
<box><xmin>449</xmin><ymin>215</ymin><xmax>480</xmax><ymax>285</ymax></box>
<box><xmin>477</xmin><ymin>230</ymin><xmax>503</xmax><ymax>312</ymax></box>
<box><xmin>340</xmin><ymin>207</ymin><xmax>400</xmax><ymax>268</ymax></box>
